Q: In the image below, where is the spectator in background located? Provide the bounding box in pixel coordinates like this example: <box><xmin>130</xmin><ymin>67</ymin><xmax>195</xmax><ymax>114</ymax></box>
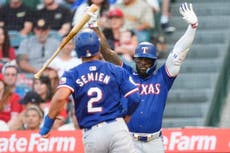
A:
<box><xmin>42</xmin><ymin>66</ymin><xmax>73</xmax><ymax>124</ymax></box>
<box><xmin>114</xmin><ymin>0</ymin><xmax>154</xmax><ymax>42</ymax></box>
<box><xmin>49</xmin><ymin>38</ymin><xmax>82</xmax><ymax>77</ymax></box>
<box><xmin>10</xmin><ymin>90</ymin><xmax>43</xmax><ymax>130</ymax></box>
<box><xmin>0</xmin><ymin>0</ymin><xmax>34</xmax><ymax>36</ymax></box>
<box><xmin>0</xmin><ymin>26</ymin><xmax>16</xmax><ymax>65</ymax></box>
<box><xmin>36</xmin><ymin>0</ymin><xmax>72</xmax><ymax>37</ymax></box>
<box><xmin>4</xmin><ymin>0</ymin><xmax>42</xmax><ymax>9</ymax></box>
<box><xmin>72</xmin><ymin>0</ymin><xmax>110</xmax><ymax>29</ymax></box>
<box><xmin>56</xmin><ymin>0</ymin><xmax>78</xmax><ymax>12</ymax></box>
<box><xmin>33</xmin><ymin>75</ymin><xmax>67</xmax><ymax>129</ymax></box>
<box><xmin>58</xmin><ymin>107</ymin><xmax>79</xmax><ymax>130</ymax></box>
<box><xmin>22</xmin><ymin>105</ymin><xmax>44</xmax><ymax>130</ymax></box>
<box><xmin>17</xmin><ymin>18</ymin><xmax>60</xmax><ymax>74</ymax></box>
<box><xmin>160</xmin><ymin>0</ymin><xmax>176</xmax><ymax>33</ymax></box>
<box><xmin>104</xmin><ymin>8</ymin><xmax>137</xmax><ymax>68</ymax></box>
<box><xmin>2</xmin><ymin>63</ymin><xmax>33</xmax><ymax>98</ymax></box>
<box><xmin>0</xmin><ymin>0</ymin><xmax>6</xmax><ymax>7</ymax></box>
<box><xmin>70</xmin><ymin>0</ymin><xmax>85</xmax><ymax>11</ymax></box>
<box><xmin>0</xmin><ymin>73</ymin><xmax>23</xmax><ymax>130</ymax></box>
<box><xmin>42</xmin><ymin>67</ymin><xmax>59</xmax><ymax>93</ymax></box>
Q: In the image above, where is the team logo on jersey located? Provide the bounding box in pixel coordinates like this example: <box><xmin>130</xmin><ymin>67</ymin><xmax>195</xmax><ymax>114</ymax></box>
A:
<box><xmin>59</xmin><ymin>77</ymin><xmax>67</xmax><ymax>84</ymax></box>
<box><xmin>142</xmin><ymin>47</ymin><xmax>148</xmax><ymax>54</ymax></box>
<box><xmin>139</xmin><ymin>83</ymin><xmax>160</xmax><ymax>95</ymax></box>
<box><xmin>89</xmin><ymin>66</ymin><xmax>97</xmax><ymax>71</ymax></box>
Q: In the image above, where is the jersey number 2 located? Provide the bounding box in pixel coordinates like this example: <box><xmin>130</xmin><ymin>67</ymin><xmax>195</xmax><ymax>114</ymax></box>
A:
<box><xmin>87</xmin><ymin>87</ymin><xmax>103</xmax><ymax>113</ymax></box>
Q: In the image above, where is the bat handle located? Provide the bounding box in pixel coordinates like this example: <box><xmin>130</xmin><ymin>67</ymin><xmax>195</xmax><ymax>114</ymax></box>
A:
<box><xmin>34</xmin><ymin>66</ymin><xmax>46</xmax><ymax>79</ymax></box>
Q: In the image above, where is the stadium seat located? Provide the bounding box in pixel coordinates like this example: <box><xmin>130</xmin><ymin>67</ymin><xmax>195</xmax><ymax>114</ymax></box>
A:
<box><xmin>48</xmin><ymin>30</ymin><xmax>62</xmax><ymax>41</ymax></box>
<box><xmin>8</xmin><ymin>30</ymin><xmax>27</xmax><ymax>49</ymax></box>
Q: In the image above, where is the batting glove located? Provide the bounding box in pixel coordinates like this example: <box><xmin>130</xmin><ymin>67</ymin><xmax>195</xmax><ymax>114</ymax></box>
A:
<box><xmin>87</xmin><ymin>9</ymin><xmax>98</xmax><ymax>28</ymax></box>
<box><xmin>39</xmin><ymin>115</ymin><xmax>55</xmax><ymax>138</ymax></box>
<box><xmin>179</xmin><ymin>3</ymin><xmax>198</xmax><ymax>28</ymax></box>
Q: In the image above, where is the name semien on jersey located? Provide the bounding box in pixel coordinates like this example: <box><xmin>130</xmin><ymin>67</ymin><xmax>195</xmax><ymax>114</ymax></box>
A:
<box><xmin>76</xmin><ymin>72</ymin><xmax>111</xmax><ymax>87</ymax></box>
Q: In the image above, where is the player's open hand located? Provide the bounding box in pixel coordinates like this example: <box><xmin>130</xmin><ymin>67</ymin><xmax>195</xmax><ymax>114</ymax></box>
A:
<box><xmin>179</xmin><ymin>3</ymin><xmax>198</xmax><ymax>28</ymax></box>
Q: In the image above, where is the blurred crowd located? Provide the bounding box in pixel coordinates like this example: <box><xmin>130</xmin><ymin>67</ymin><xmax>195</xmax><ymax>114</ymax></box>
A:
<box><xmin>0</xmin><ymin>0</ymin><xmax>176</xmax><ymax>131</ymax></box>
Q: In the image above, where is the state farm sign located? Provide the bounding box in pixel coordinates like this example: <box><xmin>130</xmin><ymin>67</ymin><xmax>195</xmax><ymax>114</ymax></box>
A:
<box><xmin>163</xmin><ymin>128</ymin><xmax>230</xmax><ymax>153</ymax></box>
<box><xmin>0</xmin><ymin>131</ymin><xmax>84</xmax><ymax>153</ymax></box>
<box><xmin>1</xmin><ymin>128</ymin><xmax>230</xmax><ymax>153</ymax></box>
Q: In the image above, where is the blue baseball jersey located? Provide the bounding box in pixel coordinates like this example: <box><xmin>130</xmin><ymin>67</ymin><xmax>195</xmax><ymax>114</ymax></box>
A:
<box><xmin>58</xmin><ymin>60</ymin><xmax>138</xmax><ymax>129</ymax></box>
<box><xmin>123</xmin><ymin>63</ymin><xmax>176</xmax><ymax>133</ymax></box>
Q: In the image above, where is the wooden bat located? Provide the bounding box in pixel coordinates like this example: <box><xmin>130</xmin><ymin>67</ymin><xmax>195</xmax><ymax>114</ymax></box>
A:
<box><xmin>34</xmin><ymin>4</ymin><xmax>98</xmax><ymax>79</ymax></box>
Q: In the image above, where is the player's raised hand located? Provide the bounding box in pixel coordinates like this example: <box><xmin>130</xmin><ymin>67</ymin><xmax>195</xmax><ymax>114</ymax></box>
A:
<box><xmin>179</xmin><ymin>3</ymin><xmax>198</xmax><ymax>28</ymax></box>
<box><xmin>86</xmin><ymin>9</ymin><xmax>98</xmax><ymax>28</ymax></box>
<box><xmin>39</xmin><ymin>115</ymin><xmax>55</xmax><ymax>138</ymax></box>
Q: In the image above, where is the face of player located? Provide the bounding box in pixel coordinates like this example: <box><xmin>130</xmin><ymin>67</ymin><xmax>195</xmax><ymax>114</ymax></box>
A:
<box><xmin>24</xmin><ymin>109</ymin><xmax>42</xmax><ymax>130</ymax></box>
<box><xmin>134</xmin><ymin>57</ymin><xmax>155</xmax><ymax>78</ymax></box>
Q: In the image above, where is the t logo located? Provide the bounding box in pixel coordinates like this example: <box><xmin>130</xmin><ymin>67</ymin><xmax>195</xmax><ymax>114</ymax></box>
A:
<box><xmin>142</xmin><ymin>47</ymin><xmax>148</xmax><ymax>54</ymax></box>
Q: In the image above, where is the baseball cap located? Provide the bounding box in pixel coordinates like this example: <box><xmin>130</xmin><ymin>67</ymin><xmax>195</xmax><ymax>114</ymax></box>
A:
<box><xmin>108</xmin><ymin>8</ymin><xmax>124</xmax><ymax>18</ymax></box>
<box><xmin>20</xmin><ymin>91</ymin><xmax>43</xmax><ymax>105</ymax></box>
<box><xmin>35</xmin><ymin>19</ymin><xmax>49</xmax><ymax>30</ymax></box>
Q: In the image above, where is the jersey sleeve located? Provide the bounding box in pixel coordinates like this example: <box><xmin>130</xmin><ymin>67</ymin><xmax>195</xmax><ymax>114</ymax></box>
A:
<box><xmin>117</xmin><ymin>67</ymin><xmax>140</xmax><ymax>115</ymax></box>
<box><xmin>117</xmin><ymin>67</ymin><xmax>138</xmax><ymax>96</ymax></box>
<box><xmin>160</xmin><ymin>64</ymin><xmax>176</xmax><ymax>90</ymax></box>
<box><xmin>58</xmin><ymin>70</ymin><xmax>76</xmax><ymax>92</ymax></box>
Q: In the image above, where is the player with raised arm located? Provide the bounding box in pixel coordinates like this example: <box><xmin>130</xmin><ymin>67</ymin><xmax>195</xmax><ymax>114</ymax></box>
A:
<box><xmin>94</xmin><ymin>2</ymin><xmax>198</xmax><ymax>153</ymax></box>
<box><xmin>39</xmin><ymin>29</ymin><xmax>140</xmax><ymax>153</ymax></box>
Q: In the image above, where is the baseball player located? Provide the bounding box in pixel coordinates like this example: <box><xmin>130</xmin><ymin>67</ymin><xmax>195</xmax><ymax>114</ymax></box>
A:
<box><xmin>39</xmin><ymin>29</ymin><xmax>140</xmax><ymax>153</ymax></box>
<box><xmin>94</xmin><ymin>2</ymin><xmax>198</xmax><ymax>153</ymax></box>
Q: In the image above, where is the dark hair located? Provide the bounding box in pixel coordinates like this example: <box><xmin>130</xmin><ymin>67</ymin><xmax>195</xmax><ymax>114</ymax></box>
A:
<box><xmin>87</xmin><ymin>0</ymin><xmax>110</xmax><ymax>17</ymax></box>
<box><xmin>33</xmin><ymin>75</ymin><xmax>53</xmax><ymax>101</ymax></box>
<box><xmin>0</xmin><ymin>26</ymin><xmax>11</xmax><ymax>58</ymax></box>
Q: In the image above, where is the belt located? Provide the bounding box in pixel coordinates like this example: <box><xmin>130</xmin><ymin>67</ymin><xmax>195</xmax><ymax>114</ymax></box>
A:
<box><xmin>132</xmin><ymin>131</ymin><xmax>162</xmax><ymax>142</ymax></box>
<box><xmin>83</xmin><ymin>118</ymin><xmax>122</xmax><ymax>132</ymax></box>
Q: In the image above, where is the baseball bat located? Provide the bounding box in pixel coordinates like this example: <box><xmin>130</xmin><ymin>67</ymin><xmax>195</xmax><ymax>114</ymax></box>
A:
<box><xmin>34</xmin><ymin>4</ymin><xmax>98</xmax><ymax>79</ymax></box>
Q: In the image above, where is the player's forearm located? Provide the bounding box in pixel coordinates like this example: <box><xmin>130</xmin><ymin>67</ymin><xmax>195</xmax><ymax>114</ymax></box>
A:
<box><xmin>172</xmin><ymin>25</ymin><xmax>196</xmax><ymax>53</ymax></box>
<box><xmin>126</xmin><ymin>92</ymin><xmax>140</xmax><ymax>115</ymax></box>
<box><xmin>48</xmin><ymin>98</ymin><xmax>66</xmax><ymax>119</ymax></box>
<box><xmin>165</xmin><ymin>25</ymin><xmax>197</xmax><ymax>76</ymax></box>
<box><xmin>94</xmin><ymin>27</ymin><xmax>122</xmax><ymax>66</ymax></box>
<box><xmin>165</xmin><ymin>2</ymin><xmax>198</xmax><ymax>77</ymax></box>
